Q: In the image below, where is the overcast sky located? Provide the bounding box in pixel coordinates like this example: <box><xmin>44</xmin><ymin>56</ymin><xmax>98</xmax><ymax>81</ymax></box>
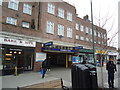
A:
<box><xmin>63</xmin><ymin>0</ymin><xmax>119</xmax><ymax>48</ymax></box>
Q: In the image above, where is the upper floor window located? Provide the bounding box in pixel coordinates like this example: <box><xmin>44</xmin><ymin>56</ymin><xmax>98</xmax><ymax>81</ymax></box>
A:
<box><xmin>76</xmin><ymin>23</ymin><xmax>79</xmax><ymax>30</ymax></box>
<box><xmin>94</xmin><ymin>30</ymin><xmax>97</xmax><ymax>36</ymax></box>
<box><xmin>86</xmin><ymin>38</ymin><xmax>89</xmax><ymax>42</ymax></box>
<box><xmin>23</xmin><ymin>3</ymin><xmax>32</xmax><ymax>15</ymax></box>
<box><xmin>75</xmin><ymin>35</ymin><xmax>79</xmax><ymax>39</ymax></box>
<box><xmin>22</xmin><ymin>21</ymin><xmax>30</xmax><ymax>28</ymax></box>
<box><xmin>48</xmin><ymin>3</ymin><xmax>55</xmax><ymax>14</ymax></box>
<box><xmin>67</xmin><ymin>12</ymin><xmax>72</xmax><ymax>21</ymax></box>
<box><xmin>80</xmin><ymin>25</ymin><xmax>84</xmax><ymax>32</ymax></box>
<box><xmin>90</xmin><ymin>39</ymin><xmax>92</xmax><ymax>42</ymax></box>
<box><xmin>101</xmin><ymin>33</ymin><xmax>103</xmax><ymax>38</ymax></box>
<box><xmin>8</xmin><ymin>0</ymin><xmax>19</xmax><ymax>10</ymax></box>
<box><xmin>104</xmin><ymin>34</ymin><xmax>106</xmax><ymax>39</ymax></box>
<box><xmin>46</xmin><ymin>21</ymin><xmax>54</xmax><ymax>34</ymax></box>
<box><xmin>6</xmin><ymin>17</ymin><xmax>17</xmax><ymax>25</ymax></box>
<box><xmin>98</xmin><ymin>32</ymin><xmax>101</xmax><ymax>37</ymax></box>
<box><xmin>58</xmin><ymin>8</ymin><xmax>64</xmax><ymax>18</ymax></box>
<box><xmin>58</xmin><ymin>24</ymin><xmax>64</xmax><ymax>36</ymax></box>
<box><xmin>67</xmin><ymin>27</ymin><xmax>72</xmax><ymax>38</ymax></box>
<box><xmin>90</xmin><ymin>29</ymin><xmax>92</xmax><ymax>35</ymax></box>
<box><xmin>80</xmin><ymin>36</ymin><xmax>84</xmax><ymax>40</ymax></box>
<box><xmin>86</xmin><ymin>27</ymin><xmax>89</xmax><ymax>34</ymax></box>
<box><xmin>0</xmin><ymin>0</ymin><xmax>3</xmax><ymax>6</ymax></box>
<box><xmin>98</xmin><ymin>41</ymin><xmax>101</xmax><ymax>44</ymax></box>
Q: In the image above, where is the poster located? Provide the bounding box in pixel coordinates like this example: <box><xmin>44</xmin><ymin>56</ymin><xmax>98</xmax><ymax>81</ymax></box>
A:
<box><xmin>72</xmin><ymin>56</ymin><xmax>80</xmax><ymax>63</ymax></box>
<box><xmin>36</xmin><ymin>52</ymin><xmax>46</xmax><ymax>62</ymax></box>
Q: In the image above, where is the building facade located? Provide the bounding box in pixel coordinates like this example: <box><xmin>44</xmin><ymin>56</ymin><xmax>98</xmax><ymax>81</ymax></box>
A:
<box><xmin>0</xmin><ymin>1</ymin><xmax>116</xmax><ymax>75</ymax></box>
<box><xmin>118</xmin><ymin>1</ymin><xmax>120</xmax><ymax>58</ymax></box>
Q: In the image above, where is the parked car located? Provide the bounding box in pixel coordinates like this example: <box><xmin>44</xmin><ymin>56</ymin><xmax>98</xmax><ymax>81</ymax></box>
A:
<box><xmin>117</xmin><ymin>59</ymin><xmax>120</xmax><ymax>64</ymax></box>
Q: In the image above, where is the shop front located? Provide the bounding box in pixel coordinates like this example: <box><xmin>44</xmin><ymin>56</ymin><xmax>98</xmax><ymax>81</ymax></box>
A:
<box><xmin>108</xmin><ymin>51</ymin><xmax>118</xmax><ymax>60</ymax></box>
<box><xmin>95</xmin><ymin>50</ymin><xmax>107</xmax><ymax>66</ymax></box>
<box><xmin>42</xmin><ymin>44</ymin><xmax>75</xmax><ymax>68</ymax></box>
<box><xmin>77</xmin><ymin>48</ymin><xmax>94</xmax><ymax>64</ymax></box>
<box><xmin>0</xmin><ymin>37</ymin><xmax>36</xmax><ymax>75</ymax></box>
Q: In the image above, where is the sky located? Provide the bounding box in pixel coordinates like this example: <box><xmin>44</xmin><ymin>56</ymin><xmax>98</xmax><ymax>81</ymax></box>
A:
<box><xmin>63</xmin><ymin>0</ymin><xmax>119</xmax><ymax>48</ymax></box>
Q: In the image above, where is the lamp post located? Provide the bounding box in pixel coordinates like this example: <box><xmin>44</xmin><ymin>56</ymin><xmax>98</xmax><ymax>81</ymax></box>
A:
<box><xmin>90</xmin><ymin>0</ymin><xmax>95</xmax><ymax>64</ymax></box>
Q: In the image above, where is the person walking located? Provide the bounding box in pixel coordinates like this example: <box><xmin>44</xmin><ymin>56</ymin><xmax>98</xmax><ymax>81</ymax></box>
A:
<box><xmin>41</xmin><ymin>59</ymin><xmax>47</xmax><ymax>79</ymax></box>
<box><xmin>106</xmin><ymin>58</ymin><xmax>117</xmax><ymax>88</ymax></box>
<box><xmin>46</xmin><ymin>57</ymin><xmax>51</xmax><ymax>71</ymax></box>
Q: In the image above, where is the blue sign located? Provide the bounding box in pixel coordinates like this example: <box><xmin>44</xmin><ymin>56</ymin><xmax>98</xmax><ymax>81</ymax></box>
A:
<box><xmin>74</xmin><ymin>46</ymin><xmax>83</xmax><ymax>49</ymax></box>
<box><xmin>44</xmin><ymin>42</ymin><xmax>53</xmax><ymax>46</ymax></box>
<box><xmin>42</xmin><ymin>48</ymin><xmax>75</xmax><ymax>53</ymax></box>
<box><xmin>72</xmin><ymin>56</ymin><xmax>80</xmax><ymax>63</ymax></box>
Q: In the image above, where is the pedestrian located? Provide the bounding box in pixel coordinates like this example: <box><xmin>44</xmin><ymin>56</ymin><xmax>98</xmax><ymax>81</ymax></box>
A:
<box><xmin>106</xmin><ymin>58</ymin><xmax>117</xmax><ymax>88</ymax></box>
<box><xmin>41</xmin><ymin>59</ymin><xmax>47</xmax><ymax>79</ymax></box>
<box><xmin>46</xmin><ymin>57</ymin><xmax>51</xmax><ymax>71</ymax></box>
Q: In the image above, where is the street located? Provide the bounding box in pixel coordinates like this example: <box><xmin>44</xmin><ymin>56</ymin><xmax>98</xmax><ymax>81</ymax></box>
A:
<box><xmin>1</xmin><ymin>64</ymin><xmax>120</xmax><ymax>89</ymax></box>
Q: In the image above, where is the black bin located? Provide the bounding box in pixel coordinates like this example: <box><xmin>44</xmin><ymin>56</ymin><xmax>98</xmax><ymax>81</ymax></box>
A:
<box><xmin>85</xmin><ymin>64</ymin><xmax>98</xmax><ymax>89</ymax></box>
<box><xmin>71</xmin><ymin>64</ymin><xmax>79</xmax><ymax>88</ymax></box>
<box><xmin>77</xmin><ymin>64</ymin><xmax>91</xmax><ymax>88</ymax></box>
<box><xmin>71</xmin><ymin>64</ymin><xmax>91</xmax><ymax>89</ymax></box>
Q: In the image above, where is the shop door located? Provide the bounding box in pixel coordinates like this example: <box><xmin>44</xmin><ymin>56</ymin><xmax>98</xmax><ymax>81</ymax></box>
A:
<box><xmin>24</xmin><ymin>53</ymin><xmax>34</xmax><ymax>71</ymax></box>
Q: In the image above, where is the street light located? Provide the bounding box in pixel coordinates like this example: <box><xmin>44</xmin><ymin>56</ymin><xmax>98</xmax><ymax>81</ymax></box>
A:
<box><xmin>90</xmin><ymin>0</ymin><xmax>95</xmax><ymax>64</ymax></box>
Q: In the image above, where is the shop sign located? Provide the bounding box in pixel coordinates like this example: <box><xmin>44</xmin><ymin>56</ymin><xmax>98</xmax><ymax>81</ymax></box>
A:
<box><xmin>108</xmin><ymin>52</ymin><xmax>118</xmax><ymax>55</ymax></box>
<box><xmin>36</xmin><ymin>52</ymin><xmax>46</xmax><ymax>62</ymax></box>
<box><xmin>42</xmin><ymin>47</ymin><xmax>75</xmax><ymax>53</ymax></box>
<box><xmin>0</xmin><ymin>37</ymin><xmax>36</xmax><ymax>47</ymax></box>
<box><xmin>79</xmin><ymin>49</ymin><xmax>94</xmax><ymax>53</ymax></box>
<box><xmin>96</xmin><ymin>50</ymin><xmax>107</xmax><ymax>54</ymax></box>
<box><xmin>44</xmin><ymin>42</ymin><xmax>53</xmax><ymax>46</ymax></box>
<box><xmin>73</xmin><ymin>46</ymin><xmax>83</xmax><ymax>50</ymax></box>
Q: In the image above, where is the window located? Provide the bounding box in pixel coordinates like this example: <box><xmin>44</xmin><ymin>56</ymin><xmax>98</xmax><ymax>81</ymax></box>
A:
<box><xmin>58</xmin><ymin>24</ymin><xmax>64</xmax><ymax>36</ymax></box>
<box><xmin>101</xmin><ymin>33</ymin><xmax>103</xmax><ymax>38</ymax></box>
<box><xmin>94</xmin><ymin>41</ymin><xmax>97</xmax><ymax>44</ymax></box>
<box><xmin>76</xmin><ymin>23</ymin><xmax>79</xmax><ymax>30</ymax></box>
<box><xmin>86</xmin><ymin>27</ymin><xmax>89</xmax><ymax>34</ymax></box>
<box><xmin>58</xmin><ymin>8</ymin><xmax>64</xmax><ymax>18</ymax></box>
<box><xmin>80</xmin><ymin>36</ymin><xmax>84</xmax><ymax>40</ymax></box>
<box><xmin>0</xmin><ymin>0</ymin><xmax>3</xmax><ymax>6</ymax></box>
<box><xmin>23</xmin><ymin>3</ymin><xmax>32</xmax><ymax>15</ymax></box>
<box><xmin>8</xmin><ymin>0</ymin><xmax>19</xmax><ymax>10</ymax></box>
<box><xmin>76</xmin><ymin>35</ymin><xmax>79</xmax><ymax>39</ymax></box>
<box><xmin>104</xmin><ymin>34</ymin><xmax>106</xmax><ymax>39</ymax></box>
<box><xmin>48</xmin><ymin>3</ymin><xmax>55</xmax><ymax>14</ymax></box>
<box><xmin>6</xmin><ymin>17</ymin><xmax>17</xmax><ymax>25</ymax></box>
<box><xmin>46</xmin><ymin>21</ymin><xmax>54</xmax><ymax>34</ymax></box>
<box><xmin>98</xmin><ymin>41</ymin><xmax>101</xmax><ymax>44</ymax></box>
<box><xmin>80</xmin><ymin>25</ymin><xmax>84</xmax><ymax>32</ymax></box>
<box><xmin>67</xmin><ymin>27</ymin><xmax>72</xmax><ymax>38</ymax></box>
<box><xmin>67</xmin><ymin>12</ymin><xmax>72</xmax><ymax>21</ymax></box>
<box><xmin>86</xmin><ymin>38</ymin><xmax>89</xmax><ymax>42</ymax></box>
<box><xmin>94</xmin><ymin>30</ymin><xmax>97</xmax><ymax>36</ymax></box>
<box><xmin>98</xmin><ymin>32</ymin><xmax>101</xmax><ymax>37</ymax></box>
<box><xmin>90</xmin><ymin>29</ymin><xmax>92</xmax><ymax>35</ymax></box>
<box><xmin>91</xmin><ymin>39</ymin><xmax>92</xmax><ymax>42</ymax></box>
<box><xmin>22</xmin><ymin>22</ymin><xmax>30</xmax><ymax>28</ymax></box>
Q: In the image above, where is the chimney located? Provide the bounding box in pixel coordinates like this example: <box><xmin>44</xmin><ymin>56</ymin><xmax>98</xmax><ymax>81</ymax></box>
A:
<box><xmin>83</xmin><ymin>15</ymin><xmax>89</xmax><ymax>21</ymax></box>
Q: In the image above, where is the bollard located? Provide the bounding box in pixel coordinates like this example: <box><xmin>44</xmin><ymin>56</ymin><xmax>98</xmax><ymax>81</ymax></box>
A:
<box><xmin>14</xmin><ymin>66</ymin><xmax>18</xmax><ymax>76</ymax></box>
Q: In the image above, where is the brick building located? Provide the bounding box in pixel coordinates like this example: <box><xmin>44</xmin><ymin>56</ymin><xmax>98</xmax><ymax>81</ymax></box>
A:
<box><xmin>118</xmin><ymin>1</ymin><xmax>120</xmax><ymax>58</ymax></box>
<box><xmin>0</xmin><ymin>0</ymin><xmax>116</xmax><ymax>75</ymax></box>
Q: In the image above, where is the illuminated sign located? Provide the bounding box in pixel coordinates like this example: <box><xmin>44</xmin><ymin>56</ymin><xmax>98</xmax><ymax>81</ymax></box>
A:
<box><xmin>44</xmin><ymin>42</ymin><xmax>53</xmax><ymax>46</ymax></box>
<box><xmin>0</xmin><ymin>37</ymin><xmax>36</xmax><ymax>47</ymax></box>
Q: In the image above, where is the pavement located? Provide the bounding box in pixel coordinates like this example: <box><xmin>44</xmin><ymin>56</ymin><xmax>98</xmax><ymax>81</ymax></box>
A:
<box><xmin>1</xmin><ymin>64</ymin><xmax>120</xmax><ymax>90</ymax></box>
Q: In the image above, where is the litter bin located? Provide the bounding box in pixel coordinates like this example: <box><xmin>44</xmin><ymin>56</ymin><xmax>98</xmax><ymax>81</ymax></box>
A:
<box><xmin>71</xmin><ymin>64</ymin><xmax>77</xmax><ymax>88</ymax></box>
<box><xmin>71</xmin><ymin>64</ymin><xmax>91</xmax><ymax>89</ymax></box>
<box><xmin>85</xmin><ymin>64</ymin><xmax>98</xmax><ymax>89</ymax></box>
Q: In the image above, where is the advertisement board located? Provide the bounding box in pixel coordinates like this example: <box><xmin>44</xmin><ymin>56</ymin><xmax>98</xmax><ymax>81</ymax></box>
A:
<box><xmin>36</xmin><ymin>52</ymin><xmax>46</xmax><ymax>62</ymax></box>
